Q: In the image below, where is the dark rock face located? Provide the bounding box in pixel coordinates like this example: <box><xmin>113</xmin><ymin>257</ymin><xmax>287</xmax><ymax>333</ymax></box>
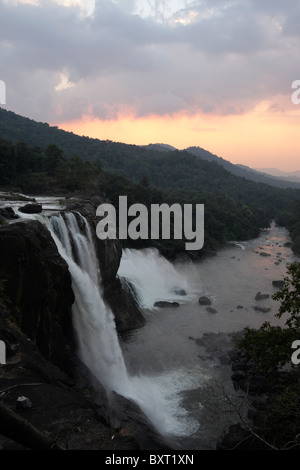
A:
<box><xmin>104</xmin><ymin>277</ymin><xmax>145</xmax><ymax>332</ymax></box>
<box><xmin>0</xmin><ymin>309</ymin><xmax>139</xmax><ymax>451</ymax></box>
<box><xmin>0</xmin><ymin>207</ymin><xmax>19</xmax><ymax>221</ymax></box>
<box><xmin>0</xmin><ymin>219</ymin><xmax>74</xmax><ymax>372</ymax></box>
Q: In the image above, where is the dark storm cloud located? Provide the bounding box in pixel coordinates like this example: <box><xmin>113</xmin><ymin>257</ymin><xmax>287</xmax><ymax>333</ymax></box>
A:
<box><xmin>1</xmin><ymin>0</ymin><xmax>299</xmax><ymax>122</ymax></box>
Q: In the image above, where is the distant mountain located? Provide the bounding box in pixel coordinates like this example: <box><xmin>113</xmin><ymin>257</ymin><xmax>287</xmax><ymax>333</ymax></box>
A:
<box><xmin>141</xmin><ymin>143</ymin><xmax>300</xmax><ymax>189</ymax></box>
<box><xmin>184</xmin><ymin>146</ymin><xmax>300</xmax><ymax>189</ymax></box>
<box><xmin>254</xmin><ymin>167</ymin><xmax>300</xmax><ymax>183</ymax></box>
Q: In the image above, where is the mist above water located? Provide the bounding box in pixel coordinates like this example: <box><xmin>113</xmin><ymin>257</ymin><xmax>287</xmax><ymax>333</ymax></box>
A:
<box><xmin>117</xmin><ymin>223</ymin><xmax>300</xmax><ymax>448</ymax></box>
<box><xmin>48</xmin><ymin>212</ymin><xmax>202</xmax><ymax>438</ymax></box>
<box><xmin>118</xmin><ymin>247</ymin><xmax>198</xmax><ymax>309</ymax></box>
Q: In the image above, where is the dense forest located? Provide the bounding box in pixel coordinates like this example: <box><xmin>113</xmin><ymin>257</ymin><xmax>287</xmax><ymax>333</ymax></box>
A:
<box><xmin>1</xmin><ymin>108</ymin><xmax>300</xmax><ymax>190</ymax></box>
<box><xmin>0</xmin><ymin>107</ymin><xmax>299</xmax><ymax>258</ymax></box>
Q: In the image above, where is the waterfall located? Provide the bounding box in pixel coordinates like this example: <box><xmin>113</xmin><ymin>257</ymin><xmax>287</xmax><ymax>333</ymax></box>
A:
<box><xmin>49</xmin><ymin>212</ymin><xmax>131</xmax><ymax>394</ymax></box>
<box><xmin>118</xmin><ymin>248</ymin><xmax>198</xmax><ymax>309</ymax></box>
<box><xmin>47</xmin><ymin>212</ymin><xmax>200</xmax><ymax>437</ymax></box>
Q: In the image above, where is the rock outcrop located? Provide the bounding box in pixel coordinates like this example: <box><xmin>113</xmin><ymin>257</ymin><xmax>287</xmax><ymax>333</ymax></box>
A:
<box><xmin>0</xmin><ymin>219</ymin><xmax>74</xmax><ymax>373</ymax></box>
<box><xmin>0</xmin><ymin>191</ymin><xmax>145</xmax><ymax>363</ymax></box>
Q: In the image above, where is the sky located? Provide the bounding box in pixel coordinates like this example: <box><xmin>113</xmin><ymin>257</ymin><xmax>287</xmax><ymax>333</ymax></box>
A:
<box><xmin>1</xmin><ymin>0</ymin><xmax>300</xmax><ymax>171</ymax></box>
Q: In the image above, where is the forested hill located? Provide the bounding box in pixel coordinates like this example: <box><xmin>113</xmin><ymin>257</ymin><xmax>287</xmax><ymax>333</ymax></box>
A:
<box><xmin>184</xmin><ymin>146</ymin><xmax>300</xmax><ymax>189</ymax></box>
<box><xmin>0</xmin><ymin>107</ymin><xmax>299</xmax><ymax>256</ymax></box>
<box><xmin>1</xmin><ymin>107</ymin><xmax>300</xmax><ymax>191</ymax></box>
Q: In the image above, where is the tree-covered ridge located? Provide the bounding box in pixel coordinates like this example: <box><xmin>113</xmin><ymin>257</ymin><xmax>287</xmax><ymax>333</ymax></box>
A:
<box><xmin>0</xmin><ymin>137</ymin><xmax>299</xmax><ymax>258</ymax></box>
<box><xmin>1</xmin><ymin>107</ymin><xmax>300</xmax><ymax>191</ymax></box>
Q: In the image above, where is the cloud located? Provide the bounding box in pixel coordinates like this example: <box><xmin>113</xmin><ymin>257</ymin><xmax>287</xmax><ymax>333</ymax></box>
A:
<box><xmin>1</xmin><ymin>0</ymin><xmax>300</xmax><ymax>123</ymax></box>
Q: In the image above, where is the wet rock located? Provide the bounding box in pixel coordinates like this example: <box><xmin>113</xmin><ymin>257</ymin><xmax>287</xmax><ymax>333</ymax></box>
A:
<box><xmin>18</xmin><ymin>203</ymin><xmax>42</xmax><ymax>214</ymax></box>
<box><xmin>198</xmin><ymin>296</ymin><xmax>212</xmax><ymax>306</ymax></box>
<box><xmin>153</xmin><ymin>301</ymin><xmax>180</xmax><ymax>308</ymax></box>
<box><xmin>206</xmin><ymin>307</ymin><xmax>217</xmax><ymax>314</ymax></box>
<box><xmin>272</xmin><ymin>280</ymin><xmax>284</xmax><ymax>288</ymax></box>
<box><xmin>0</xmin><ymin>219</ymin><xmax>74</xmax><ymax>373</ymax></box>
<box><xmin>16</xmin><ymin>396</ymin><xmax>32</xmax><ymax>410</ymax></box>
<box><xmin>255</xmin><ymin>292</ymin><xmax>270</xmax><ymax>300</ymax></box>
<box><xmin>0</xmin><ymin>207</ymin><xmax>19</xmax><ymax>220</ymax></box>
<box><xmin>173</xmin><ymin>288</ymin><xmax>186</xmax><ymax>296</ymax></box>
<box><xmin>109</xmin><ymin>392</ymin><xmax>175</xmax><ymax>450</ymax></box>
<box><xmin>253</xmin><ymin>306</ymin><xmax>271</xmax><ymax>313</ymax></box>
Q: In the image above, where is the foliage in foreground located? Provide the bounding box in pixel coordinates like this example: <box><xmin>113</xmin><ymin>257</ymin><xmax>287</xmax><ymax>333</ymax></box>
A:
<box><xmin>239</xmin><ymin>262</ymin><xmax>300</xmax><ymax>449</ymax></box>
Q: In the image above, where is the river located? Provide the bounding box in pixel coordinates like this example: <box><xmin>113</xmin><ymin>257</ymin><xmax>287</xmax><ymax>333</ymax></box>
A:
<box><xmin>1</xmin><ymin>192</ymin><xmax>299</xmax><ymax>449</ymax></box>
<box><xmin>118</xmin><ymin>222</ymin><xmax>300</xmax><ymax>449</ymax></box>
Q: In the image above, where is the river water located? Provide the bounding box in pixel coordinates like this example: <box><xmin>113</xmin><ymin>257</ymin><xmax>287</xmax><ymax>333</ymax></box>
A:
<box><xmin>1</xmin><ymin>193</ymin><xmax>299</xmax><ymax>449</ymax></box>
<box><xmin>118</xmin><ymin>222</ymin><xmax>300</xmax><ymax>449</ymax></box>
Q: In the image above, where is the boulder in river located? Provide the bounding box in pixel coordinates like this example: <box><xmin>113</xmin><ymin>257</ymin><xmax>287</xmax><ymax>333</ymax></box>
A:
<box><xmin>206</xmin><ymin>307</ymin><xmax>217</xmax><ymax>314</ymax></box>
<box><xmin>254</xmin><ymin>305</ymin><xmax>271</xmax><ymax>313</ymax></box>
<box><xmin>19</xmin><ymin>203</ymin><xmax>42</xmax><ymax>214</ymax></box>
<box><xmin>173</xmin><ymin>288</ymin><xmax>186</xmax><ymax>296</ymax></box>
<box><xmin>272</xmin><ymin>280</ymin><xmax>284</xmax><ymax>288</ymax></box>
<box><xmin>255</xmin><ymin>292</ymin><xmax>270</xmax><ymax>300</ymax></box>
<box><xmin>198</xmin><ymin>296</ymin><xmax>212</xmax><ymax>306</ymax></box>
<box><xmin>154</xmin><ymin>301</ymin><xmax>180</xmax><ymax>308</ymax></box>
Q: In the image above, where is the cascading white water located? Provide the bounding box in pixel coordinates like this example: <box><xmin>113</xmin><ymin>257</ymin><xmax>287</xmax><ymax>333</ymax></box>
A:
<box><xmin>49</xmin><ymin>213</ymin><xmax>132</xmax><ymax>394</ymax></box>
<box><xmin>49</xmin><ymin>213</ymin><xmax>131</xmax><ymax>393</ymax></box>
<box><xmin>47</xmin><ymin>212</ymin><xmax>201</xmax><ymax>437</ymax></box>
<box><xmin>118</xmin><ymin>248</ymin><xmax>198</xmax><ymax>309</ymax></box>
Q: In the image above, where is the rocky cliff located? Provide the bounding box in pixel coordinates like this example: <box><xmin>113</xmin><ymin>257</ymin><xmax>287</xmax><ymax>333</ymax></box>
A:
<box><xmin>0</xmin><ymin>218</ymin><xmax>74</xmax><ymax>373</ymax></box>
<box><xmin>0</xmin><ymin>192</ymin><xmax>151</xmax><ymax>450</ymax></box>
<box><xmin>0</xmin><ymin>192</ymin><xmax>144</xmax><ymax>371</ymax></box>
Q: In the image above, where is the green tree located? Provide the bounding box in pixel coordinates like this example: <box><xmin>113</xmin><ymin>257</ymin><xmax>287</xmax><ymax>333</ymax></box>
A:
<box><xmin>273</xmin><ymin>262</ymin><xmax>300</xmax><ymax>328</ymax></box>
<box><xmin>45</xmin><ymin>144</ymin><xmax>64</xmax><ymax>176</ymax></box>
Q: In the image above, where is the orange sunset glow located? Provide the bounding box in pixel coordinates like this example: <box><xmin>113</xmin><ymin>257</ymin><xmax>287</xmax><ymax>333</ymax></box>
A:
<box><xmin>57</xmin><ymin>100</ymin><xmax>300</xmax><ymax>172</ymax></box>
<box><xmin>2</xmin><ymin>0</ymin><xmax>300</xmax><ymax>172</ymax></box>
